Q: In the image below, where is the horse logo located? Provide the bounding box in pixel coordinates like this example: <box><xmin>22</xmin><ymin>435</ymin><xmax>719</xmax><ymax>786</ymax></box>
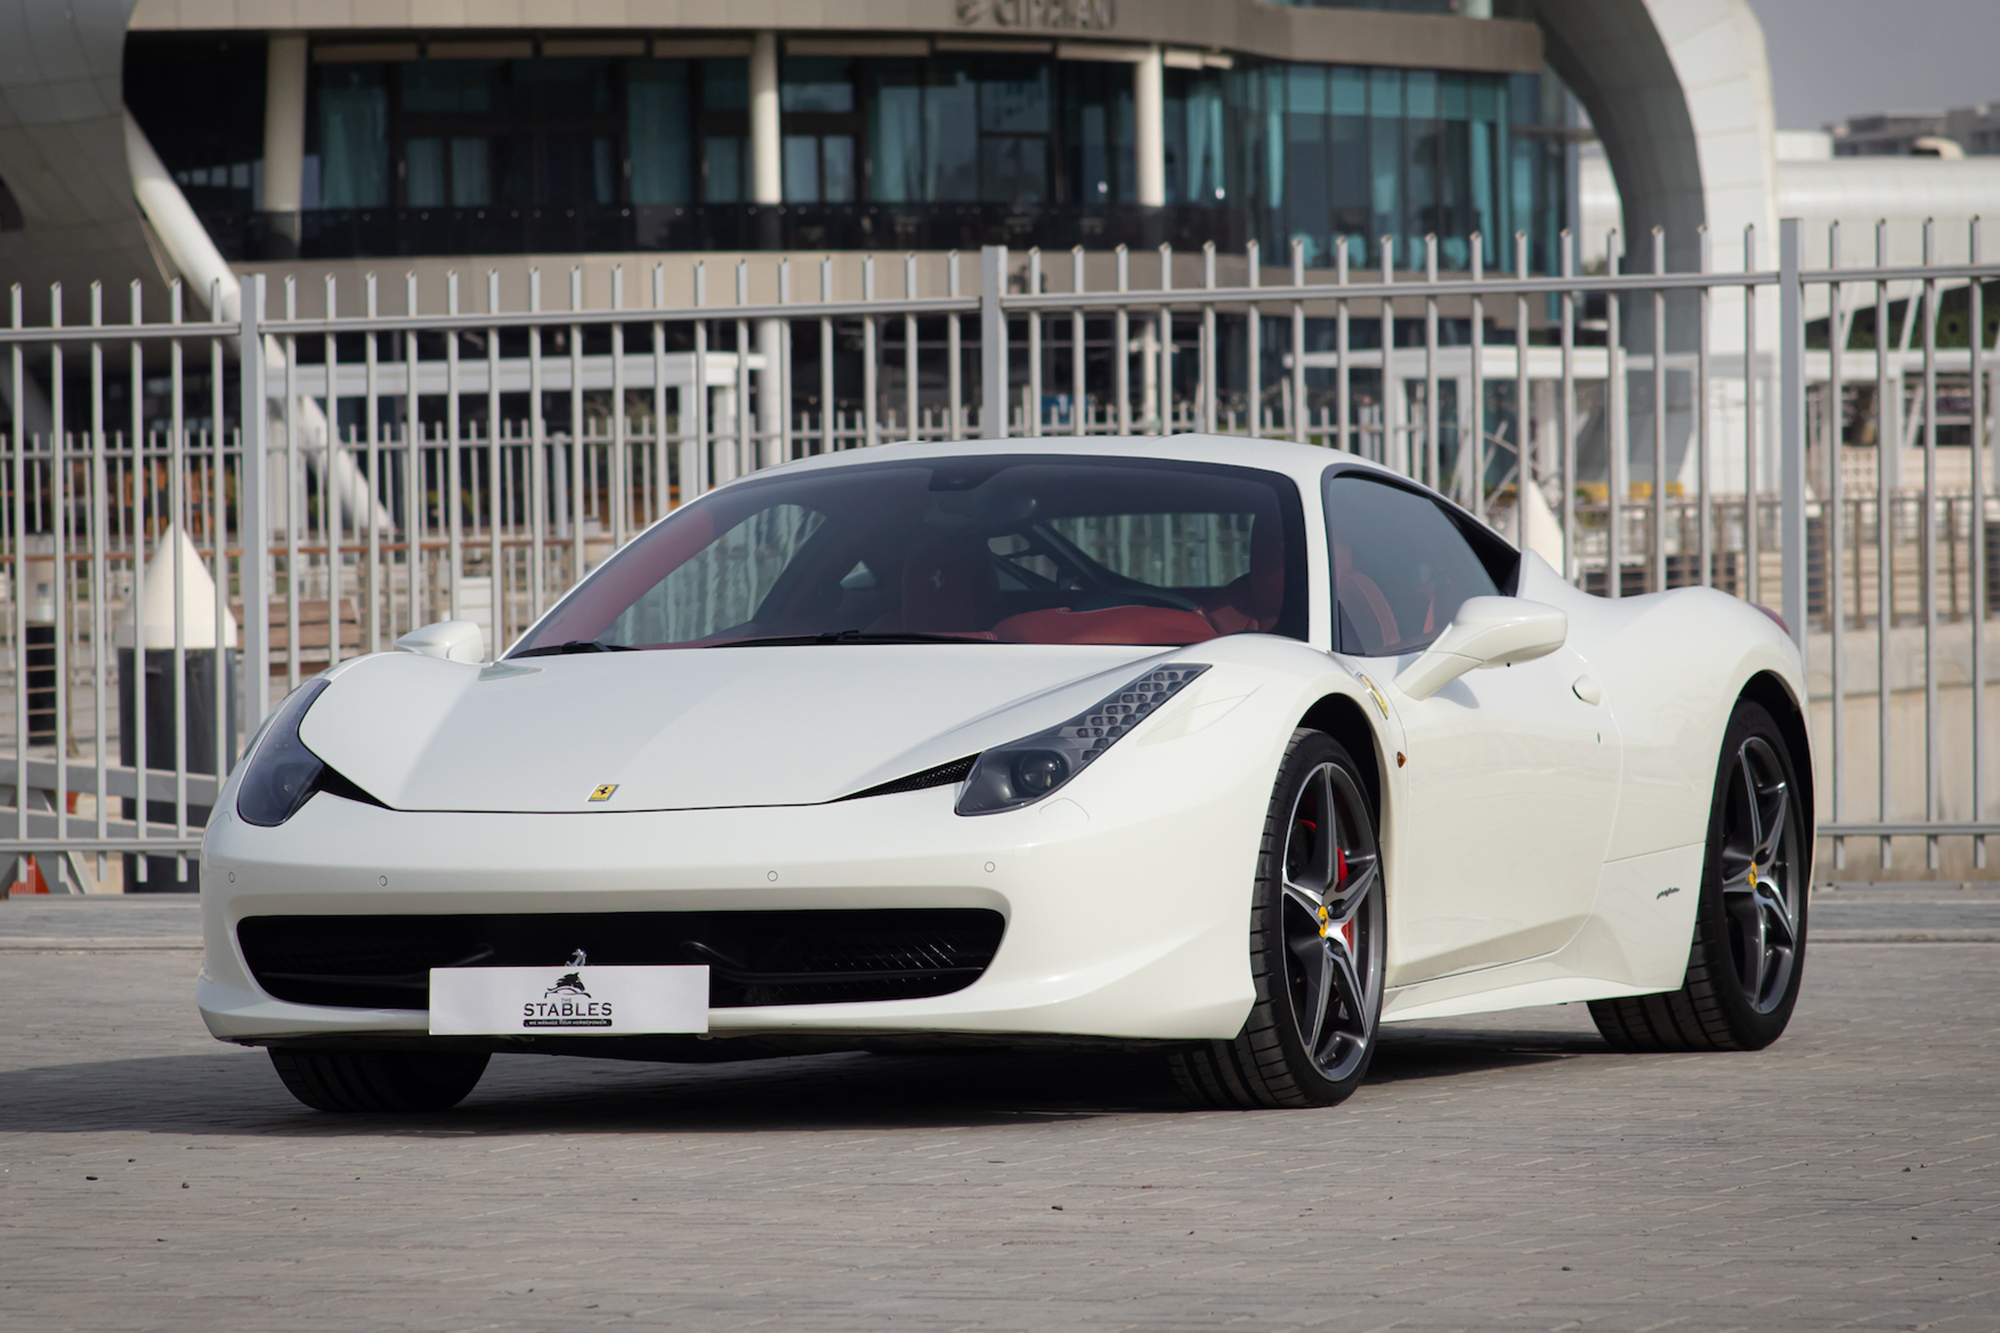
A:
<box><xmin>545</xmin><ymin>972</ymin><xmax>590</xmax><ymax>998</ymax></box>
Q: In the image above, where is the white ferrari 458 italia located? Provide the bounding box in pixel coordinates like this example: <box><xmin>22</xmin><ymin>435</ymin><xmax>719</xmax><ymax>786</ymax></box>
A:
<box><xmin>198</xmin><ymin>436</ymin><xmax>1812</xmax><ymax>1113</ymax></box>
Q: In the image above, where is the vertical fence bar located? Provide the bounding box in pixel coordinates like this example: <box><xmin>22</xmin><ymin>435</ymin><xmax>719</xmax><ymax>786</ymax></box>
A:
<box><xmin>611</xmin><ymin>265</ymin><xmax>628</xmax><ymax>544</ymax></box>
<box><xmin>89</xmin><ymin>284</ymin><xmax>107</xmax><ymax>870</ymax></box>
<box><xmin>282</xmin><ymin>279</ymin><xmax>300</xmax><ymax>694</ymax></box>
<box><xmin>240</xmin><ymin>273</ymin><xmax>271</xmax><ymax>727</ymax></box>
<box><xmin>1246</xmin><ymin>240</ymin><xmax>1261</xmax><ymax>439</ymax></box>
<box><xmin>864</xmin><ymin>256</ymin><xmax>881</xmax><ymax>448</ymax></box>
<box><xmin>1334</xmin><ymin>241</ymin><xmax>1350</xmax><ymax>453</ymax></box>
<box><xmin>1115</xmin><ymin>246</ymin><xmax>1130</xmax><ymax>436</ymax></box>
<box><xmin>1561</xmin><ymin>231</ymin><xmax>1577</xmax><ymax>579</ymax></box>
<box><xmin>486</xmin><ymin>271</ymin><xmax>503</xmax><ymax>650</ymax></box>
<box><xmin>170</xmin><ymin>282</ymin><xmax>187</xmax><ymax>869</ymax></box>
<box><xmin>1744</xmin><ymin>225</ymin><xmax>1760</xmax><ymax>610</ymax></box>
<box><xmin>130</xmin><ymin>282</ymin><xmax>147</xmax><ymax>877</ymax></box>
<box><xmin>1157</xmin><ymin>243</ymin><xmax>1173</xmax><ymax>436</ymax></box>
<box><xmin>1201</xmin><ymin>241</ymin><xmax>1217</xmax><ymax>436</ymax></box>
<box><xmin>324</xmin><ymin>276</ymin><xmax>343</xmax><ymax>671</ymax></box>
<box><xmin>1607</xmin><ymin>231</ymin><xmax>1624</xmax><ymax>598</ymax></box>
<box><xmin>50</xmin><ymin>284</ymin><xmax>64</xmax><ymax>849</ymax></box>
<box><xmin>569</xmin><ymin>268</ymin><xmax>586</xmax><ymax>587</ymax></box>
<box><xmin>906</xmin><ymin>254</ymin><xmax>921</xmax><ymax>443</ymax></box>
<box><xmin>1069</xmin><ymin>247</ymin><xmax>1087</xmax><ymax>438</ymax></box>
<box><xmin>447</xmin><ymin>272</ymin><xmax>464</xmax><ymax>626</ymax></box>
<box><xmin>1380</xmin><ymin>237</ymin><xmax>1397</xmax><ymax>472</ymax></box>
<box><xmin>1697</xmin><ymin>227</ymin><xmax>1712</xmax><ymax>588</ymax></box>
<box><xmin>947</xmin><ymin>252</ymin><xmax>964</xmax><ymax>437</ymax></box>
<box><xmin>1875</xmin><ymin>221</ymin><xmax>1894</xmax><ymax>869</ymax></box>
<box><xmin>1653</xmin><ymin>227</ymin><xmax>1669</xmax><ymax>595</ymax></box>
<box><xmin>819</xmin><ymin>256</ymin><xmax>836</xmax><ymax>454</ymax></box>
<box><xmin>1827</xmin><ymin>223</ymin><xmax>1846</xmax><ymax>870</ymax></box>
<box><xmin>1779</xmin><ymin>218</ymin><xmax>1808</xmax><ymax>653</ymax></box>
<box><xmin>1514</xmin><ymin>231</ymin><xmax>1531</xmax><ymax>546</ymax></box>
<box><xmin>1423</xmin><ymin>235</ymin><xmax>1440</xmax><ymax>491</ymax></box>
<box><xmin>980</xmin><ymin>245</ymin><xmax>1006</xmax><ymax>440</ymax></box>
<box><xmin>364</xmin><ymin>275</ymin><xmax>381</xmax><ymax>654</ymax></box>
<box><xmin>528</xmin><ymin>268</ymin><xmax>546</xmax><ymax>621</ymax></box>
<box><xmin>1470</xmin><ymin>236</ymin><xmax>1485</xmax><ymax>515</ymax></box>
<box><xmin>1920</xmin><ymin>219</ymin><xmax>1940</xmax><ymax>869</ymax></box>
<box><xmin>1291</xmin><ymin>239</ymin><xmax>1307</xmax><ymax>445</ymax></box>
<box><xmin>689</xmin><ymin>268</ymin><xmax>710</xmax><ymax>498</ymax></box>
<box><xmin>10</xmin><ymin>285</ymin><xmax>25</xmax><ymax>849</ymax></box>
<box><xmin>404</xmin><ymin>274</ymin><xmax>422</xmax><ymax>640</ymax></box>
<box><xmin>651</xmin><ymin>266</ymin><xmax>669</xmax><ymax>520</ymax></box>
<box><xmin>1972</xmin><ymin>217</ymin><xmax>1988</xmax><ymax>870</ymax></box>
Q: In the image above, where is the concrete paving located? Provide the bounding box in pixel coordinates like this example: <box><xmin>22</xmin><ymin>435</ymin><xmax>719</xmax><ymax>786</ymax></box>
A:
<box><xmin>0</xmin><ymin>894</ymin><xmax>1996</xmax><ymax>1330</ymax></box>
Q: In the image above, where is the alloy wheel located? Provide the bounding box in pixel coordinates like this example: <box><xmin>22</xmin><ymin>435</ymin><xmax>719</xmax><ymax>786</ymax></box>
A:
<box><xmin>1718</xmin><ymin>735</ymin><xmax>1800</xmax><ymax>1013</ymax></box>
<box><xmin>1279</xmin><ymin>760</ymin><xmax>1384</xmax><ymax>1083</ymax></box>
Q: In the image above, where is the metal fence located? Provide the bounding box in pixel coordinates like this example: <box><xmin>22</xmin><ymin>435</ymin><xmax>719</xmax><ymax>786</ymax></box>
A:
<box><xmin>2</xmin><ymin>218</ymin><xmax>1996</xmax><ymax>889</ymax></box>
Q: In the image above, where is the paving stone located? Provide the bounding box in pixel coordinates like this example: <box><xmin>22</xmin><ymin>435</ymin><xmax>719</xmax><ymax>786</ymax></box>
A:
<box><xmin>0</xmin><ymin>932</ymin><xmax>1996</xmax><ymax>1330</ymax></box>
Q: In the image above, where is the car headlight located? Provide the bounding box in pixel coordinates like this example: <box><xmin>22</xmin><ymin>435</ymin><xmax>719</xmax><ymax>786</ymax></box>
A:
<box><xmin>955</xmin><ymin>664</ymin><xmax>1209</xmax><ymax>816</ymax></box>
<box><xmin>236</xmin><ymin>679</ymin><xmax>375</xmax><ymax>827</ymax></box>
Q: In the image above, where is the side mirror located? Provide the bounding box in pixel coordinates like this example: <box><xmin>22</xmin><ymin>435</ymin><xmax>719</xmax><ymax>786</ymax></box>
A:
<box><xmin>1392</xmin><ymin>597</ymin><xmax>1567</xmax><ymax>701</ymax></box>
<box><xmin>394</xmin><ymin>620</ymin><xmax>485</xmax><ymax>664</ymax></box>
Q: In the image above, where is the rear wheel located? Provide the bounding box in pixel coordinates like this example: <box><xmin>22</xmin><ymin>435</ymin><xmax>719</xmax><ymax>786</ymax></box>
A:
<box><xmin>1589</xmin><ymin>699</ymin><xmax>1808</xmax><ymax>1052</ymax></box>
<box><xmin>268</xmin><ymin>1047</ymin><xmax>490</xmax><ymax>1112</ymax></box>
<box><xmin>1172</xmin><ymin>730</ymin><xmax>1384</xmax><ymax>1108</ymax></box>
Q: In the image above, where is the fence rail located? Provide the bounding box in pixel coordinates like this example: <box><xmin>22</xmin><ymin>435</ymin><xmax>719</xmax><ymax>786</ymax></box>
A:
<box><xmin>3</xmin><ymin>218</ymin><xmax>1995</xmax><ymax>886</ymax></box>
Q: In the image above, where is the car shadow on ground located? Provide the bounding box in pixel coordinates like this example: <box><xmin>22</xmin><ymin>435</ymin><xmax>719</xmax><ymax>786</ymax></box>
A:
<box><xmin>0</xmin><ymin>1022</ymin><xmax>1612</xmax><ymax>1137</ymax></box>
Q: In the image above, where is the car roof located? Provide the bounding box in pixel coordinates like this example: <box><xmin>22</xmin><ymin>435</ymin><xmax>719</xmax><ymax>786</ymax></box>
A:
<box><xmin>733</xmin><ymin>434</ymin><xmax>1406</xmax><ymax>494</ymax></box>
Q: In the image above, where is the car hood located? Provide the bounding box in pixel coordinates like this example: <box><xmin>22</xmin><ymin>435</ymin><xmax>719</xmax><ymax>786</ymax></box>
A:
<box><xmin>298</xmin><ymin>644</ymin><xmax>1167</xmax><ymax>813</ymax></box>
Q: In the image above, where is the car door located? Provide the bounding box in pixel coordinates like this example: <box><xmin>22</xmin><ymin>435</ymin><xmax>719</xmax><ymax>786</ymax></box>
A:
<box><xmin>1324</xmin><ymin>470</ymin><xmax>1621</xmax><ymax>985</ymax></box>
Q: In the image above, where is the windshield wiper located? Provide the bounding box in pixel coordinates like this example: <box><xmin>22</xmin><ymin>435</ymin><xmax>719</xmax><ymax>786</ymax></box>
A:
<box><xmin>509</xmin><ymin>639</ymin><xmax>638</xmax><ymax>658</ymax></box>
<box><xmin>707</xmin><ymin>630</ymin><xmax>996</xmax><ymax>648</ymax></box>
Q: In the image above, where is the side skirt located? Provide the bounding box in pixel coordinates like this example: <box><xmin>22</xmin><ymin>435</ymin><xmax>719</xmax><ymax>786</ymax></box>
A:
<box><xmin>1381</xmin><ymin>842</ymin><xmax>1706</xmax><ymax>1024</ymax></box>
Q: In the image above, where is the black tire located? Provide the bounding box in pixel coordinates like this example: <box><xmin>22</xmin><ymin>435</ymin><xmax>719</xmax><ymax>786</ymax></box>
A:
<box><xmin>1589</xmin><ymin>699</ymin><xmax>1809</xmax><ymax>1052</ymax></box>
<box><xmin>268</xmin><ymin>1047</ymin><xmax>490</xmax><ymax>1112</ymax></box>
<box><xmin>1171</xmin><ymin>729</ymin><xmax>1385</xmax><ymax>1109</ymax></box>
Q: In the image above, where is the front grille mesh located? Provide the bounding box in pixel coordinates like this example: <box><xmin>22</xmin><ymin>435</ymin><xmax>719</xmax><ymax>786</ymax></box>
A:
<box><xmin>238</xmin><ymin>910</ymin><xmax>1005</xmax><ymax>1011</ymax></box>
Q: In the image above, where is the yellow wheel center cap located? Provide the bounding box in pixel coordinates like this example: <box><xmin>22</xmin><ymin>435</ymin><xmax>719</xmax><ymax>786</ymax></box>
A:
<box><xmin>1748</xmin><ymin>862</ymin><xmax>1759</xmax><ymax>889</ymax></box>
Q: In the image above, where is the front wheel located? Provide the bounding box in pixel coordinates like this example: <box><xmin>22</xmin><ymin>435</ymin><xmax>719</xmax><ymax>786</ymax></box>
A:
<box><xmin>1589</xmin><ymin>699</ymin><xmax>1809</xmax><ymax>1052</ymax></box>
<box><xmin>1172</xmin><ymin>730</ymin><xmax>1385</xmax><ymax>1108</ymax></box>
<box><xmin>268</xmin><ymin>1047</ymin><xmax>490</xmax><ymax>1112</ymax></box>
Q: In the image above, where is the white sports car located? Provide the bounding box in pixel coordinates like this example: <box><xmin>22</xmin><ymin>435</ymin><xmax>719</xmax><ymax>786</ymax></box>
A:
<box><xmin>198</xmin><ymin>436</ymin><xmax>1812</xmax><ymax>1113</ymax></box>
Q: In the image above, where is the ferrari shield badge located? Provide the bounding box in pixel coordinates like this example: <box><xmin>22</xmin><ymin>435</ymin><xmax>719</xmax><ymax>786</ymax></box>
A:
<box><xmin>588</xmin><ymin>783</ymin><xmax>618</xmax><ymax>802</ymax></box>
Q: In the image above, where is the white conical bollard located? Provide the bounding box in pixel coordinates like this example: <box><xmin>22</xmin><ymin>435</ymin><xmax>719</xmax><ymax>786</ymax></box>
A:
<box><xmin>115</xmin><ymin>527</ymin><xmax>239</xmax><ymax>650</ymax></box>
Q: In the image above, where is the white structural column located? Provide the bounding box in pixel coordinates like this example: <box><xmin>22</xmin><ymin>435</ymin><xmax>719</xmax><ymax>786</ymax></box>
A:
<box><xmin>1133</xmin><ymin>46</ymin><xmax>1166</xmax><ymax>207</ymax></box>
<box><xmin>749</xmin><ymin>31</ymin><xmax>785</xmax><ymax>464</ymax></box>
<box><xmin>263</xmin><ymin>35</ymin><xmax>308</xmax><ymax>247</ymax></box>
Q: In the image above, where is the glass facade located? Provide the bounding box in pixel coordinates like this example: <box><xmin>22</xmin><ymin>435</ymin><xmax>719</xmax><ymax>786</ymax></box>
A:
<box><xmin>127</xmin><ymin>36</ymin><xmax>1573</xmax><ymax>271</ymax></box>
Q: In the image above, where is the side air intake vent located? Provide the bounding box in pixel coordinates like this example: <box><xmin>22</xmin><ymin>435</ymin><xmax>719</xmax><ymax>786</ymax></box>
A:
<box><xmin>838</xmin><ymin>755</ymin><xmax>978</xmax><ymax>802</ymax></box>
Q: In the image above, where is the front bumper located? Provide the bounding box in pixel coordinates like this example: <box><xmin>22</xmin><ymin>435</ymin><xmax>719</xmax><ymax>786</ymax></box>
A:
<box><xmin>198</xmin><ymin>757</ymin><xmax>1270</xmax><ymax>1048</ymax></box>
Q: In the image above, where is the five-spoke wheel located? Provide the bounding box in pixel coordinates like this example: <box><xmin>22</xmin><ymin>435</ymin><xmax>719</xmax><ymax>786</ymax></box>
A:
<box><xmin>1590</xmin><ymin>699</ymin><xmax>1808</xmax><ymax>1052</ymax></box>
<box><xmin>1172</xmin><ymin>729</ymin><xmax>1384</xmax><ymax>1107</ymax></box>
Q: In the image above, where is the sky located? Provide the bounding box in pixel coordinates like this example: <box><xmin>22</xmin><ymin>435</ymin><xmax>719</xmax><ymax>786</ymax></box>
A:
<box><xmin>1745</xmin><ymin>0</ymin><xmax>2000</xmax><ymax>129</ymax></box>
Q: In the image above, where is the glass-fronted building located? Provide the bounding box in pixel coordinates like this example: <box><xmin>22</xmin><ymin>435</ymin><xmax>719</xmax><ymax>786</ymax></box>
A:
<box><xmin>124</xmin><ymin>11</ymin><xmax>1575</xmax><ymax>272</ymax></box>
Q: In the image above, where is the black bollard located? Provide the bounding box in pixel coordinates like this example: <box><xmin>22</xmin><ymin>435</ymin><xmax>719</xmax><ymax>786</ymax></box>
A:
<box><xmin>117</xmin><ymin>648</ymin><xmax>237</xmax><ymax>893</ymax></box>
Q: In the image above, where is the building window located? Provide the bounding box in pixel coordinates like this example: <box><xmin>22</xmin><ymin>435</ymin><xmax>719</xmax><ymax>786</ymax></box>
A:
<box><xmin>1235</xmin><ymin>61</ymin><xmax>1553</xmax><ymax>271</ymax></box>
<box><xmin>1061</xmin><ymin>61</ymin><xmax>1136</xmax><ymax>205</ymax></box>
<box><xmin>782</xmin><ymin>57</ymin><xmax>860</xmax><ymax>203</ymax></box>
<box><xmin>321</xmin><ymin>63</ymin><xmax>390</xmax><ymax>209</ymax></box>
<box><xmin>868</xmin><ymin>56</ymin><xmax>1052</xmax><ymax>207</ymax></box>
<box><xmin>700</xmin><ymin>57</ymin><xmax>749</xmax><ymax>203</ymax></box>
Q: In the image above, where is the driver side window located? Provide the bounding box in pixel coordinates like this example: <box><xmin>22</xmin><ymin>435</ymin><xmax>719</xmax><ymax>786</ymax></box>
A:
<box><xmin>1324</xmin><ymin>473</ymin><xmax>1508</xmax><ymax>656</ymax></box>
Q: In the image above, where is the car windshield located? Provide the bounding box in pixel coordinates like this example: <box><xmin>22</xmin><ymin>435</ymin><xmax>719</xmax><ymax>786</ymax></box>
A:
<box><xmin>512</xmin><ymin>454</ymin><xmax>1309</xmax><ymax>652</ymax></box>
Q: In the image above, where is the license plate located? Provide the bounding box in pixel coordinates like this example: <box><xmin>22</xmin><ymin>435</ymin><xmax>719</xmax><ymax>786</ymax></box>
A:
<box><xmin>428</xmin><ymin>965</ymin><xmax>709</xmax><ymax>1036</ymax></box>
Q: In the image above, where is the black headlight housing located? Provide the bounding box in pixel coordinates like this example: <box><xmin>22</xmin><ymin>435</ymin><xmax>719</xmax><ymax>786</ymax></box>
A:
<box><xmin>236</xmin><ymin>679</ymin><xmax>383</xmax><ymax>827</ymax></box>
<box><xmin>955</xmin><ymin>664</ymin><xmax>1209</xmax><ymax>816</ymax></box>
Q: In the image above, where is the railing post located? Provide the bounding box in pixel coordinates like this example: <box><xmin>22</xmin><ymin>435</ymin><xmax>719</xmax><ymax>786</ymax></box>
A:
<box><xmin>1779</xmin><ymin>218</ymin><xmax>1808</xmax><ymax>652</ymax></box>
<box><xmin>980</xmin><ymin>245</ymin><xmax>1008</xmax><ymax>439</ymax></box>
<box><xmin>238</xmin><ymin>271</ymin><xmax>272</xmax><ymax>728</ymax></box>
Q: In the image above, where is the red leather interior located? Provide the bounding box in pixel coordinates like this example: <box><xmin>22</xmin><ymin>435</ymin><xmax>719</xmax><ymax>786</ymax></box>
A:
<box><xmin>900</xmin><ymin>535</ymin><xmax>1002</xmax><ymax>632</ymax></box>
<box><xmin>1200</xmin><ymin>519</ymin><xmax>1285</xmax><ymax>634</ymax></box>
<box><xmin>993</xmin><ymin>606</ymin><xmax>1217</xmax><ymax>646</ymax></box>
<box><xmin>1331</xmin><ymin>542</ymin><xmax>1399</xmax><ymax>648</ymax></box>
